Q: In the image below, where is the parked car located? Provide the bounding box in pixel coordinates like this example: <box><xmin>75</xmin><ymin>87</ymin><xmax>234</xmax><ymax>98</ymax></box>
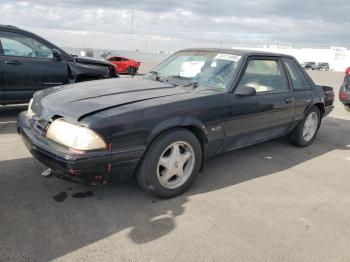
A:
<box><xmin>339</xmin><ymin>68</ymin><xmax>350</xmax><ymax>110</ymax></box>
<box><xmin>106</xmin><ymin>56</ymin><xmax>141</xmax><ymax>75</ymax></box>
<box><xmin>345</xmin><ymin>66</ymin><xmax>350</xmax><ymax>75</ymax></box>
<box><xmin>0</xmin><ymin>25</ymin><xmax>117</xmax><ymax>105</ymax></box>
<box><xmin>18</xmin><ymin>48</ymin><xmax>334</xmax><ymax>198</ymax></box>
<box><xmin>301</xmin><ymin>61</ymin><xmax>316</xmax><ymax>70</ymax></box>
<box><xmin>314</xmin><ymin>62</ymin><xmax>330</xmax><ymax>71</ymax></box>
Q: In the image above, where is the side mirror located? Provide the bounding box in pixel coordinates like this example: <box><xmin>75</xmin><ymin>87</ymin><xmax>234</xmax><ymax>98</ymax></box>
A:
<box><xmin>52</xmin><ymin>48</ymin><xmax>62</xmax><ymax>61</ymax></box>
<box><xmin>235</xmin><ymin>85</ymin><xmax>256</xmax><ymax>96</ymax></box>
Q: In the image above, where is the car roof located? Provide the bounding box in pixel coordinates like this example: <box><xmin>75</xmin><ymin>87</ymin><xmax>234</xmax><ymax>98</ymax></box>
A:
<box><xmin>0</xmin><ymin>25</ymin><xmax>50</xmax><ymax>40</ymax></box>
<box><xmin>0</xmin><ymin>25</ymin><xmax>44</xmax><ymax>39</ymax></box>
<box><xmin>0</xmin><ymin>25</ymin><xmax>19</xmax><ymax>29</ymax></box>
<box><xmin>178</xmin><ymin>47</ymin><xmax>294</xmax><ymax>58</ymax></box>
<box><xmin>108</xmin><ymin>56</ymin><xmax>126</xmax><ymax>59</ymax></box>
<box><xmin>0</xmin><ymin>25</ymin><xmax>21</xmax><ymax>31</ymax></box>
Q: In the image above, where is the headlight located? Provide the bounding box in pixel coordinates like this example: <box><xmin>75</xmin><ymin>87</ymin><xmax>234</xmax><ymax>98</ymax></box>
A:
<box><xmin>27</xmin><ymin>98</ymin><xmax>34</xmax><ymax>119</ymax></box>
<box><xmin>46</xmin><ymin>119</ymin><xmax>107</xmax><ymax>151</ymax></box>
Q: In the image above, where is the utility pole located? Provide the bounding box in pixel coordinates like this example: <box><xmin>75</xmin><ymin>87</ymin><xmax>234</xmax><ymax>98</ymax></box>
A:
<box><xmin>131</xmin><ymin>8</ymin><xmax>134</xmax><ymax>51</ymax></box>
<box><xmin>131</xmin><ymin>8</ymin><xmax>134</xmax><ymax>36</ymax></box>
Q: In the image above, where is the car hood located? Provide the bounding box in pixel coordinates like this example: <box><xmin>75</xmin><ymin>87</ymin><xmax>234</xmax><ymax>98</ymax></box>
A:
<box><xmin>32</xmin><ymin>78</ymin><xmax>192</xmax><ymax>121</ymax></box>
<box><xmin>74</xmin><ymin>57</ymin><xmax>113</xmax><ymax>67</ymax></box>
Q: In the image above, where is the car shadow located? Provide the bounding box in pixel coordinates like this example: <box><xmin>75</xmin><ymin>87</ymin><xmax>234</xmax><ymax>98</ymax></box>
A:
<box><xmin>0</xmin><ymin>105</ymin><xmax>27</xmax><ymax>135</ymax></box>
<box><xmin>1</xmin><ymin>116</ymin><xmax>350</xmax><ymax>261</ymax></box>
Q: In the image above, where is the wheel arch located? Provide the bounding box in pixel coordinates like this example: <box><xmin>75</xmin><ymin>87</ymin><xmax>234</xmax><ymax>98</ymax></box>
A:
<box><xmin>314</xmin><ymin>102</ymin><xmax>325</xmax><ymax>117</ymax></box>
<box><xmin>303</xmin><ymin>96</ymin><xmax>325</xmax><ymax>118</ymax></box>
<box><xmin>146</xmin><ymin>116</ymin><xmax>208</xmax><ymax>171</ymax></box>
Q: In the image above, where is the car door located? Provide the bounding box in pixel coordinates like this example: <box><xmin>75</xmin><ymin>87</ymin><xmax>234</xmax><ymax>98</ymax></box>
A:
<box><xmin>0</xmin><ymin>30</ymin><xmax>69</xmax><ymax>103</ymax></box>
<box><xmin>224</xmin><ymin>57</ymin><xmax>294</xmax><ymax>151</ymax></box>
<box><xmin>119</xmin><ymin>57</ymin><xmax>130</xmax><ymax>73</ymax></box>
<box><xmin>282</xmin><ymin>58</ymin><xmax>315</xmax><ymax>121</ymax></box>
<box><xmin>111</xmin><ymin>57</ymin><xmax>122</xmax><ymax>72</ymax></box>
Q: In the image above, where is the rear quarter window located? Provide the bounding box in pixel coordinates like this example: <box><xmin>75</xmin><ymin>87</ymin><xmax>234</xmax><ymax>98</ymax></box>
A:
<box><xmin>283</xmin><ymin>58</ymin><xmax>311</xmax><ymax>90</ymax></box>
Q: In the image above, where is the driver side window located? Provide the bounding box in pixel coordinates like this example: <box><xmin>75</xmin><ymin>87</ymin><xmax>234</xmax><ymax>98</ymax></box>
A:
<box><xmin>0</xmin><ymin>31</ymin><xmax>53</xmax><ymax>59</ymax></box>
<box><xmin>239</xmin><ymin>59</ymin><xmax>288</xmax><ymax>93</ymax></box>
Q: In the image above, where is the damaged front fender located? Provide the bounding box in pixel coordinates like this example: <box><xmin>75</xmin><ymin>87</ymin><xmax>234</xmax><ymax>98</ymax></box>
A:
<box><xmin>68</xmin><ymin>57</ymin><xmax>118</xmax><ymax>82</ymax></box>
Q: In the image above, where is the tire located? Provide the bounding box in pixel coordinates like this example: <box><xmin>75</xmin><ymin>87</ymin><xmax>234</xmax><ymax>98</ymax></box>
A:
<box><xmin>288</xmin><ymin>106</ymin><xmax>321</xmax><ymax>147</ymax></box>
<box><xmin>126</xmin><ymin>66</ymin><xmax>136</xmax><ymax>76</ymax></box>
<box><xmin>136</xmin><ymin>128</ymin><xmax>202</xmax><ymax>198</ymax></box>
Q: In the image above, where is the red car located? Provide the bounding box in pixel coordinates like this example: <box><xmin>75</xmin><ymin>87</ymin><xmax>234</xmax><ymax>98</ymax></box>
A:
<box><xmin>345</xmin><ymin>66</ymin><xmax>350</xmax><ymax>75</ymax></box>
<box><xmin>339</xmin><ymin>66</ymin><xmax>350</xmax><ymax>110</ymax></box>
<box><xmin>106</xmin><ymin>56</ymin><xmax>141</xmax><ymax>75</ymax></box>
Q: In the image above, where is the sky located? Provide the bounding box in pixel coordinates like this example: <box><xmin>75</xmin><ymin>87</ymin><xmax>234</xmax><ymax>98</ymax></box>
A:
<box><xmin>0</xmin><ymin>0</ymin><xmax>350</xmax><ymax>51</ymax></box>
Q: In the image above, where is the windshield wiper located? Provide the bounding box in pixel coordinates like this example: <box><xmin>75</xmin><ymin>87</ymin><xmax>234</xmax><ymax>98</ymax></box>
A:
<box><xmin>164</xmin><ymin>75</ymin><xmax>199</xmax><ymax>88</ymax></box>
<box><xmin>149</xmin><ymin>70</ymin><xmax>162</xmax><ymax>81</ymax></box>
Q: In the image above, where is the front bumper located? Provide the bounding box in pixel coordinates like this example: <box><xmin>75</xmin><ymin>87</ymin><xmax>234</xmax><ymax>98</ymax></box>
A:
<box><xmin>17</xmin><ymin>111</ymin><xmax>144</xmax><ymax>184</ymax></box>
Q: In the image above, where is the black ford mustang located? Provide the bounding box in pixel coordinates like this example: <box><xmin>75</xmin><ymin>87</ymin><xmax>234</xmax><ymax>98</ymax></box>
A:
<box><xmin>17</xmin><ymin>48</ymin><xmax>334</xmax><ymax>198</ymax></box>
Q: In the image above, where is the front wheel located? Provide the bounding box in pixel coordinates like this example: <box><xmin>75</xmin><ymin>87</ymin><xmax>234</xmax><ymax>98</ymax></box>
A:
<box><xmin>126</xmin><ymin>66</ymin><xmax>137</xmax><ymax>76</ymax></box>
<box><xmin>136</xmin><ymin>128</ymin><xmax>202</xmax><ymax>198</ymax></box>
<box><xmin>288</xmin><ymin>106</ymin><xmax>321</xmax><ymax>147</ymax></box>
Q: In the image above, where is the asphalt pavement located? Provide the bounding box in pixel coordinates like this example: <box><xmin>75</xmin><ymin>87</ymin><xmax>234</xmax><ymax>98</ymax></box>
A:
<box><xmin>1</xmin><ymin>71</ymin><xmax>350</xmax><ymax>262</ymax></box>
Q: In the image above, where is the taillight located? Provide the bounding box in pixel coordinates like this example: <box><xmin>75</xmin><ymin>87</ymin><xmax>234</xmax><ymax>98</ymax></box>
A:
<box><xmin>339</xmin><ymin>91</ymin><xmax>348</xmax><ymax>100</ymax></box>
<box><xmin>345</xmin><ymin>67</ymin><xmax>350</xmax><ymax>75</ymax></box>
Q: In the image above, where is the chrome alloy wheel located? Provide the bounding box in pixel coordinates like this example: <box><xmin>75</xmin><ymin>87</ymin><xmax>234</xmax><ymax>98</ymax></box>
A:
<box><xmin>303</xmin><ymin>112</ymin><xmax>318</xmax><ymax>142</ymax></box>
<box><xmin>157</xmin><ymin>141</ymin><xmax>195</xmax><ymax>189</ymax></box>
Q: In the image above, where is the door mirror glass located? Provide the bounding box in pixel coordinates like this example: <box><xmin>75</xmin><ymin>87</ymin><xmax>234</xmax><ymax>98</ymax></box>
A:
<box><xmin>235</xmin><ymin>85</ymin><xmax>256</xmax><ymax>96</ymax></box>
<box><xmin>52</xmin><ymin>48</ymin><xmax>62</xmax><ymax>61</ymax></box>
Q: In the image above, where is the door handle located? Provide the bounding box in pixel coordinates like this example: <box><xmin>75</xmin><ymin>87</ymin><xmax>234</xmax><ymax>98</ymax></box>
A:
<box><xmin>4</xmin><ymin>60</ymin><xmax>22</xmax><ymax>65</ymax></box>
<box><xmin>285</xmin><ymin>97</ymin><xmax>294</xmax><ymax>104</ymax></box>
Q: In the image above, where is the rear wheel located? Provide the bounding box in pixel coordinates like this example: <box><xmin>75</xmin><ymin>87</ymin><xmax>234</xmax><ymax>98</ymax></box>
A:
<box><xmin>288</xmin><ymin>106</ymin><xmax>321</xmax><ymax>147</ymax></box>
<box><xmin>136</xmin><ymin>128</ymin><xmax>202</xmax><ymax>198</ymax></box>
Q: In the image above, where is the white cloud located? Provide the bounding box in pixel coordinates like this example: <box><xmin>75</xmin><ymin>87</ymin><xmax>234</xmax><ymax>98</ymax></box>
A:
<box><xmin>0</xmin><ymin>0</ymin><xmax>349</xmax><ymax>51</ymax></box>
